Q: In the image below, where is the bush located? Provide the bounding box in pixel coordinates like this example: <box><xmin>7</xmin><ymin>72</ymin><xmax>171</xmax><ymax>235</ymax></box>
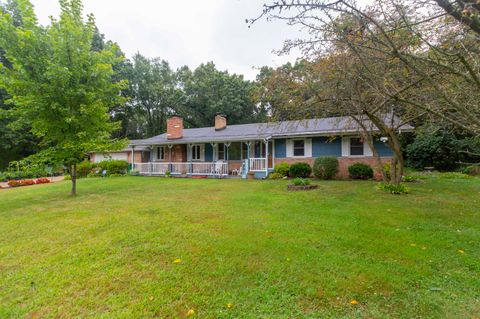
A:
<box><xmin>35</xmin><ymin>178</ymin><xmax>51</xmax><ymax>184</ymax></box>
<box><xmin>8</xmin><ymin>180</ymin><xmax>22</xmax><ymax>187</ymax></box>
<box><xmin>312</xmin><ymin>157</ymin><xmax>338</xmax><ymax>180</ymax></box>
<box><xmin>377</xmin><ymin>182</ymin><xmax>409</xmax><ymax>194</ymax></box>
<box><xmin>463</xmin><ymin>165</ymin><xmax>480</xmax><ymax>176</ymax></box>
<box><xmin>401</xmin><ymin>175</ymin><xmax>417</xmax><ymax>183</ymax></box>
<box><xmin>348</xmin><ymin>163</ymin><xmax>374</xmax><ymax>179</ymax></box>
<box><xmin>0</xmin><ymin>172</ymin><xmax>6</xmax><ymax>182</ymax></box>
<box><xmin>64</xmin><ymin>174</ymin><xmax>72</xmax><ymax>180</ymax></box>
<box><xmin>274</xmin><ymin>162</ymin><xmax>290</xmax><ymax>177</ymax></box>
<box><xmin>292</xmin><ymin>178</ymin><xmax>311</xmax><ymax>186</ymax></box>
<box><xmin>97</xmin><ymin>160</ymin><xmax>128</xmax><ymax>176</ymax></box>
<box><xmin>289</xmin><ymin>162</ymin><xmax>312</xmax><ymax>178</ymax></box>
<box><xmin>268</xmin><ymin>172</ymin><xmax>284</xmax><ymax>180</ymax></box>
<box><xmin>129</xmin><ymin>170</ymin><xmax>140</xmax><ymax>176</ymax></box>
<box><xmin>77</xmin><ymin>161</ymin><xmax>95</xmax><ymax>178</ymax></box>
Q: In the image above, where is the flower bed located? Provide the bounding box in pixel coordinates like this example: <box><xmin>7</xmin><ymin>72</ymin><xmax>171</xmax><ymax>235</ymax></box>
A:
<box><xmin>6</xmin><ymin>178</ymin><xmax>51</xmax><ymax>188</ymax></box>
<box><xmin>287</xmin><ymin>184</ymin><xmax>318</xmax><ymax>191</ymax></box>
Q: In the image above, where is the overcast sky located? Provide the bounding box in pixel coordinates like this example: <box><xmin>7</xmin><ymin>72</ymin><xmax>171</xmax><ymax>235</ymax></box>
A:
<box><xmin>30</xmin><ymin>0</ymin><xmax>303</xmax><ymax>80</ymax></box>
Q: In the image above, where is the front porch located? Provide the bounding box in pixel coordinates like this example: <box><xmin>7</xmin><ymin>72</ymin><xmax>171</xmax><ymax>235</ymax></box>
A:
<box><xmin>133</xmin><ymin>158</ymin><xmax>272</xmax><ymax>178</ymax></box>
<box><xmin>131</xmin><ymin>140</ymin><xmax>275</xmax><ymax>178</ymax></box>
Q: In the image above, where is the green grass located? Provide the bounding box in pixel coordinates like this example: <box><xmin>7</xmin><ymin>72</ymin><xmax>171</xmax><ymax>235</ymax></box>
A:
<box><xmin>0</xmin><ymin>176</ymin><xmax>479</xmax><ymax>318</ymax></box>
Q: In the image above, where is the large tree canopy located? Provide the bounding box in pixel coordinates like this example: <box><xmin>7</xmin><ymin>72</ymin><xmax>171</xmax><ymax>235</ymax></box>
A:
<box><xmin>0</xmin><ymin>0</ymin><xmax>126</xmax><ymax>194</ymax></box>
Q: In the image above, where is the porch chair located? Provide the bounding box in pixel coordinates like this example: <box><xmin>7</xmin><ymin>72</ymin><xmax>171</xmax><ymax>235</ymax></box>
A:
<box><xmin>213</xmin><ymin>160</ymin><xmax>225</xmax><ymax>177</ymax></box>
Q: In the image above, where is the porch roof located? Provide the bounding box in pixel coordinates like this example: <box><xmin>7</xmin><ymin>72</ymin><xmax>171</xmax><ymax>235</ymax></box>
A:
<box><xmin>129</xmin><ymin>115</ymin><xmax>413</xmax><ymax>146</ymax></box>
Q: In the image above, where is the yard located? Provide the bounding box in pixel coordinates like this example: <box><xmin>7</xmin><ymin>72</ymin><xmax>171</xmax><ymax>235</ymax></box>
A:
<box><xmin>0</xmin><ymin>176</ymin><xmax>479</xmax><ymax>318</ymax></box>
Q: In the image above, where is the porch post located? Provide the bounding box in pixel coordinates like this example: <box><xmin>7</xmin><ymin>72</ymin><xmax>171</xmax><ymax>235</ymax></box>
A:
<box><xmin>167</xmin><ymin>144</ymin><xmax>173</xmax><ymax>174</ymax></box>
<box><xmin>246</xmin><ymin>141</ymin><xmax>251</xmax><ymax>172</ymax></box>
<box><xmin>187</xmin><ymin>144</ymin><xmax>193</xmax><ymax>175</ymax></box>
<box><xmin>264</xmin><ymin>139</ymin><xmax>269</xmax><ymax>178</ymax></box>
<box><xmin>272</xmin><ymin>139</ymin><xmax>275</xmax><ymax>170</ymax></box>
<box><xmin>131</xmin><ymin>145</ymin><xmax>135</xmax><ymax>171</ymax></box>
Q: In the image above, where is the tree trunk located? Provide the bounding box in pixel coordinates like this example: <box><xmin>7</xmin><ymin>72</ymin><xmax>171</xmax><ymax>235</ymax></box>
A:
<box><xmin>387</xmin><ymin>130</ymin><xmax>404</xmax><ymax>185</ymax></box>
<box><xmin>71</xmin><ymin>162</ymin><xmax>77</xmax><ymax>196</ymax></box>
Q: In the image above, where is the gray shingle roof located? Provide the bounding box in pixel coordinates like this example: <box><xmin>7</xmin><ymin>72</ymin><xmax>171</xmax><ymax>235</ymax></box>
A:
<box><xmin>130</xmin><ymin>115</ymin><xmax>413</xmax><ymax>146</ymax></box>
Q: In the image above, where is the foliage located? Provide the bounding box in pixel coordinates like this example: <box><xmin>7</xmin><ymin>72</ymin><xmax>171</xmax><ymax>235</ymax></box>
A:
<box><xmin>0</xmin><ymin>0</ymin><xmax>128</xmax><ymax>195</ymax></box>
<box><xmin>377</xmin><ymin>182</ymin><xmax>409</xmax><ymax>194</ymax></box>
<box><xmin>312</xmin><ymin>157</ymin><xmax>338</xmax><ymax>180</ymax></box>
<box><xmin>77</xmin><ymin>161</ymin><xmax>95</xmax><ymax>178</ymax></box>
<box><xmin>97</xmin><ymin>160</ymin><xmax>128</xmax><ymax>175</ymax></box>
<box><xmin>348</xmin><ymin>163</ymin><xmax>374</xmax><ymax>180</ymax></box>
<box><xmin>291</xmin><ymin>177</ymin><xmax>311</xmax><ymax>186</ymax></box>
<box><xmin>165</xmin><ymin>170</ymin><xmax>171</xmax><ymax>178</ymax></box>
<box><xmin>273</xmin><ymin>162</ymin><xmax>290</xmax><ymax>177</ymax></box>
<box><xmin>268</xmin><ymin>172</ymin><xmax>284</xmax><ymax>180</ymax></box>
<box><xmin>402</xmin><ymin>175</ymin><xmax>417</xmax><ymax>183</ymax></box>
<box><xmin>289</xmin><ymin>162</ymin><xmax>312</xmax><ymax>178</ymax></box>
<box><xmin>463</xmin><ymin>165</ymin><xmax>480</xmax><ymax>176</ymax></box>
<box><xmin>129</xmin><ymin>169</ymin><xmax>140</xmax><ymax>176</ymax></box>
<box><xmin>406</xmin><ymin>125</ymin><xmax>480</xmax><ymax>171</ymax></box>
<box><xmin>35</xmin><ymin>178</ymin><xmax>50</xmax><ymax>184</ymax></box>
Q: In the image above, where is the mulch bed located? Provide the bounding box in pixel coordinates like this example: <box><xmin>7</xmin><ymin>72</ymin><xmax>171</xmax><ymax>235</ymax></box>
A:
<box><xmin>287</xmin><ymin>184</ymin><xmax>319</xmax><ymax>191</ymax></box>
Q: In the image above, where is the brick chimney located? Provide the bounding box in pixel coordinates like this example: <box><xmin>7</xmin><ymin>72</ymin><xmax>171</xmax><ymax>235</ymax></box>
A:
<box><xmin>215</xmin><ymin>114</ymin><xmax>227</xmax><ymax>131</ymax></box>
<box><xmin>167</xmin><ymin>116</ymin><xmax>183</xmax><ymax>139</ymax></box>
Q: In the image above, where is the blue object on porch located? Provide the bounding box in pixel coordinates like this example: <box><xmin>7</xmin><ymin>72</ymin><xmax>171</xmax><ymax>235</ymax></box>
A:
<box><xmin>254</xmin><ymin>169</ymin><xmax>274</xmax><ymax>179</ymax></box>
<box><xmin>312</xmin><ymin>137</ymin><xmax>342</xmax><ymax>157</ymax></box>
<box><xmin>274</xmin><ymin>138</ymin><xmax>286</xmax><ymax>158</ymax></box>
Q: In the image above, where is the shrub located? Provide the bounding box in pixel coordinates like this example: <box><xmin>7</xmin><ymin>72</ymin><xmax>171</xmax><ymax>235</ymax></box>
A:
<box><xmin>0</xmin><ymin>172</ymin><xmax>6</xmax><ymax>182</ymax></box>
<box><xmin>312</xmin><ymin>157</ymin><xmax>338</xmax><ymax>180</ymax></box>
<box><xmin>377</xmin><ymin>182</ymin><xmax>409</xmax><ymax>194</ymax></box>
<box><xmin>268</xmin><ymin>172</ymin><xmax>284</xmax><ymax>180</ymax></box>
<box><xmin>64</xmin><ymin>175</ymin><xmax>72</xmax><ymax>180</ymax></box>
<box><xmin>35</xmin><ymin>178</ymin><xmax>51</xmax><ymax>184</ymax></box>
<box><xmin>77</xmin><ymin>161</ymin><xmax>95</xmax><ymax>178</ymax></box>
<box><xmin>292</xmin><ymin>178</ymin><xmax>311</xmax><ymax>186</ymax></box>
<box><xmin>8</xmin><ymin>180</ymin><xmax>22</xmax><ymax>187</ymax></box>
<box><xmin>289</xmin><ymin>162</ymin><xmax>312</xmax><ymax>178</ymax></box>
<box><xmin>401</xmin><ymin>175</ymin><xmax>416</xmax><ymax>183</ymax></box>
<box><xmin>348</xmin><ymin>163</ymin><xmax>374</xmax><ymax>179</ymax></box>
<box><xmin>274</xmin><ymin>162</ymin><xmax>290</xmax><ymax>177</ymax></box>
<box><xmin>22</xmin><ymin>179</ymin><xmax>35</xmax><ymax>186</ymax></box>
<box><xmin>97</xmin><ymin>160</ymin><xmax>128</xmax><ymax>175</ymax></box>
<box><xmin>129</xmin><ymin>170</ymin><xmax>140</xmax><ymax>176</ymax></box>
<box><xmin>463</xmin><ymin>165</ymin><xmax>480</xmax><ymax>176</ymax></box>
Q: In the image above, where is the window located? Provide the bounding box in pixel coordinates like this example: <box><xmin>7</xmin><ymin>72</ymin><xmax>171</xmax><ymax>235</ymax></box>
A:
<box><xmin>350</xmin><ymin>138</ymin><xmax>364</xmax><ymax>156</ymax></box>
<box><xmin>293</xmin><ymin>140</ymin><xmax>305</xmax><ymax>157</ymax></box>
<box><xmin>192</xmin><ymin>144</ymin><xmax>201</xmax><ymax>160</ymax></box>
<box><xmin>218</xmin><ymin>143</ymin><xmax>225</xmax><ymax>160</ymax></box>
<box><xmin>156</xmin><ymin>146</ymin><xmax>165</xmax><ymax>160</ymax></box>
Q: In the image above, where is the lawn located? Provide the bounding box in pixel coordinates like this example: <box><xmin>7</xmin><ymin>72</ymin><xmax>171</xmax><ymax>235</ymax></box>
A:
<box><xmin>0</xmin><ymin>176</ymin><xmax>479</xmax><ymax>318</ymax></box>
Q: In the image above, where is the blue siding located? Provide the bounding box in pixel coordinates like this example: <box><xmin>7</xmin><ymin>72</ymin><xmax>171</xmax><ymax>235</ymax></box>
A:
<box><xmin>205</xmin><ymin>143</ymin><xmax>213</xmax><ymax>161</ymax></box>
<box><xmin>274</xmin><ymin>139</ymin><xmax>287</xmax><ymax>158</ymax></box>
<box><xmin>312</xmin><ymin>137</ymin><xmax>342</xmax><ymax>157</ymax></box>
<box><xmin>373</xmin><ymin>140</ymin><xmax>393</xmax><ymax>156</ymax></box>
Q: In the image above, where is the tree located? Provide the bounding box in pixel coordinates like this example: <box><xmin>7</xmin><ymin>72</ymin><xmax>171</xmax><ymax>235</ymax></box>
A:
<box><xmin>0</xmin><ymin>0</ymin><xmax>126</xmax><ymax>195</ymax></box>
<box><xmin>122</xmin><ymin>53</ymin><xmax>184</xmax><ymax>138</ymax></box>
<box><xmin>179</xmin><ymin>62</ymin><xmax>267</xmax><ymax>128</ymax></box>
<box><xmin>252</xmin><ymin>0</ymin><xmax>480</xmax><ymax>135</ymax></box>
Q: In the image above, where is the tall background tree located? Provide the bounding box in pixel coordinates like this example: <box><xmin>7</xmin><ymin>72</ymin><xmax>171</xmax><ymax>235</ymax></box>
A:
<box><xmin>0</xmin><ymin>0</ymin><xmax>126</xmax><ymax>195</ymax></box>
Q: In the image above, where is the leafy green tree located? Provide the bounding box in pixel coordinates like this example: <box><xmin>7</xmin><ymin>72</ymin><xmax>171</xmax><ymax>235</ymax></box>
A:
<box><xmin>0</xmin><ymin>0</ymin><xmax>126</xmax><ymax>195</ymax></box>
<box><xmin>179</xmin><ymin>62</ymin><xmax>266</xmax><ymax>128</ymax></box>
<box><xmin>122</xmin><ymin>53</ymin><xmax>184</xmax><ymax>137</ymax></box>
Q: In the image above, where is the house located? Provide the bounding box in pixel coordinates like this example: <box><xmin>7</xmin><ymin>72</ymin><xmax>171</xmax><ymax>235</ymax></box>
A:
<box><xmin>90</xmin><ymin>114</ymin><xmax>413</xmax><ymax>178</ymax></box>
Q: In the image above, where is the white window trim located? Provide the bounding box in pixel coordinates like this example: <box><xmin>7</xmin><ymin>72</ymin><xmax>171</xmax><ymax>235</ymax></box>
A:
<box><xmin>155</xmin><ymin>146</ymin><xmax>165</xmax><ymax>161</ymax></box>
<box><xmin>341</xmin><ymin>137</ymin><xmax>373</xmax><ymax>157</ymax></box>
<box><xmin>191</xmin><ymin>144</ymin><xmax>204</xmax><ymax>161</ymax></box>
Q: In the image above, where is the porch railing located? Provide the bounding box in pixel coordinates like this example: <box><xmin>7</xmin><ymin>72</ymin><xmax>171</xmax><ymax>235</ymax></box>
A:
<box><xmin>249</xmin><ymin>158</ymin><xmax>266</xmax><ymax>171</ymax></box>
<box><xmin>133</xmin><ymin>162</ymin><xmax>228</xmax><ymax>177</ymax></box>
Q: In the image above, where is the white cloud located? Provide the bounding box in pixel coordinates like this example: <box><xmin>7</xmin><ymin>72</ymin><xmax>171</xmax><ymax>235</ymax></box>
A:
<box><xmin>30</xmin><ymin>0</ymin><xmax>303</xmax><ymax>80</ymax></box>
